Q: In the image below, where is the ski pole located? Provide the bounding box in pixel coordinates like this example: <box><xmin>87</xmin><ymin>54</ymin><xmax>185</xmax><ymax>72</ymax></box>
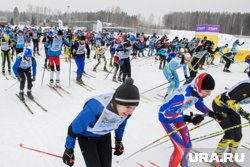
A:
<box><xmin>69</xmin><ymin>54</ymin><xmax>71</xmax><ymax>88</ymax></box>
<box><xmin>19</xmin><ymin>143</ymin><xmax>62</xmax><ymax>159</ymax></box>
<box><xmin>192</xmin><ymin>131</ymin><xmax>223</xmax><ymax>143</ymax></box>
<box><xmin>141</xmin><ymin>82</ymin><xmax>169</xmax><ymax>95</ymax></box>
<box><xmin>4</xmin><ymin>80</ymin><xmax>18</xmax><ymax>91</ymax></box>
<box><xmin>41</xmin><ymin>66</ymin><xmax>46</xmax><ymax>86</ymax></box>
<box><xmin>104</xmin><ymin>65</ymin><xmax>115</xmax><ymax>80</ymax></box>
<box><xmin>121</xmin><ymin>123</ymin><xmax>189</xmax><ymax>162</ymax></box>
<box><xmin>142</xmin><ymin>119</ymin><xmax>214</xmax><ymax>152</ymax></box>
<box><xmin>191</xmin><ymin>123</ymin><xmax>250</xmax><ymax>142</ymax></box>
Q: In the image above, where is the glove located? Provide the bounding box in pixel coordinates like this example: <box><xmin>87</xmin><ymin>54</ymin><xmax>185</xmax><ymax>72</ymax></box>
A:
<box><xmin>208</xmin><ymin>111</ymin><xmax>226</xmax><ymax>121</ymax></box>
<box><xmin>184</xmin><ymin>74</ymin><xmax>189</xmax><ymax>81</ymax></box>
<box><xmin>184</xmin><ymin>112</ymin><xmax>204</xmax><ymax>125</ymax></box>
<box><xmin>238</xmin><ymin>108</ymin><xmax>250</xmax><ymax>122</ymax></box>
<box><xmin>63</xmin><ymin>148</ymin><xmax>75</xmax><ymax>167</ymax></box>
<box><xmin>32</xmin><ymin>76</ymin><xmax>35</xmax><ymax>82</ymax></box>
<box><xmin>17</xmin><ymin>76</ymin><xmax>22</xmax><ymax>82</ymax></box>
<box><xmin>114</xmin><ymin>138</ymin><xmax>124</xmax><ymax>156</ymax></box>
<box><xmin>118</xmin><ymin>60</ymin><xmax>124</xmax><ymax>66</ymax></box>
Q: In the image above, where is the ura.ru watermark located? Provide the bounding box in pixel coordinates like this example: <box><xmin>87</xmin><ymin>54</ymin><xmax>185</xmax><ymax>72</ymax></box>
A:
<box><xmin>189</xmin><ymin>152</ymin><xmax>245</xmax><ymax>163</ymax></box>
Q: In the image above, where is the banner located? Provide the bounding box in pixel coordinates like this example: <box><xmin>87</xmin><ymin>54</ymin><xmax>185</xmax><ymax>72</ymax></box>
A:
<box><xmin>96</xmin><ymin>20</ymin><xmax>102</xmax><ymax>32</ymax></box>
<box><xmin>195</xmin><ymin>24</ymin><xmax>220</xmax><ymax>48</ymax></box>
<box><xmin>58</xmin><ymin>20</ymin><xmax>63</xmax><ymax>29</ymax></box>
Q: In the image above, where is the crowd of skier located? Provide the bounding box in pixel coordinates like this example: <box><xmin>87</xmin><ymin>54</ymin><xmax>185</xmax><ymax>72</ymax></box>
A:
<box><xmin>1</xmin><ymin>24</ymin><xmax>250</xmax><ymax>167</ymax></box>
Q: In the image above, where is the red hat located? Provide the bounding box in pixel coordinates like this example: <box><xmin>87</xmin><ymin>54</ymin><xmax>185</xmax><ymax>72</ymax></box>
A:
<box><xmin>194</xmin><ymin>73</ymin><xmax>215</xmax><ymax>94</ymax></box>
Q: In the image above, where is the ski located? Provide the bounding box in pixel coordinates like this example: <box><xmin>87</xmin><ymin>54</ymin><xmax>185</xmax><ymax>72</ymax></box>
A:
<box><xmin>242</xmin><ymin>145</ymin><xmax>250</xmax><ymax>151</ymax></box>
<box><xmin>75</xmin><ymin>82</ymin><xmax>92</xmax><ymax>92</ymax></box>
<box><xmin>47</xmin><ymin>84</ymin><xmax>63</xmax><ymax>97</ymax></box>
<box><xmin>148</xmin><ymin>160</ymin><xmax>160</xmax><ymax>167</ymax></box>
<box><xmin>136</xmin><ymin>162</ymin><xmax>145</xmax><ymax>167</ymax></box>
<box><xmin>83</xmin><ymin>72</ymin><xmax>96</xmax><ymax>78</ymax></box>
<box><xmin>16</xmin><ymin>94</ymin><xmax>34</xmax><ymax>114</ymax></box>
<box><xmin>141</xmin><ymin>95</ymin><xmax>154</xmax><ymax>102</ymax></box>
<box><xmin>55</xmin><ymin>86</ymin><xmax>71</xmax><ymax>95</ymax></box>
<box><xmin>153</xmin><ymin>96</ymin><xmax>164</xmax><ymax>102</ymax></box>
<box><xmin>4</xmin><ymin>72</ymin><xmax>16</xmax><ymax>80</ymax></box>
<box><xmin>157</xmin><ymin>94</ymin><xmax>164</xmax><ymax>98</ymax></box>
<box><xmin>24</xmin><ymin>95</ymin><xmax>48</xmax><ymax>112</ymax></box>
<box><xmin>2</xmin><ymin>73</ymin><xmax>9</xmax><ymax>80</ymax></box>
<box><xmin>82</xmin><ymin>83</ymin><xmax>96</xmax><ymax>91</ymax></box>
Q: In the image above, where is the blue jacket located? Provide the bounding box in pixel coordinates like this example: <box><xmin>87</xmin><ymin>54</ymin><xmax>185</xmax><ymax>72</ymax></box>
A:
<box><xmin>159</xmin><ymin>84</ymin><xmax>211</xmax><ymax>123</ymax></box>
<box><xmin>45</xmin><ymin>36</ymin><xmax>71</xmax><ymax>56</ymax></box>
<box><xmin>12</xmin><ymin>55</ymin><xmax>37</xmax><ymax>77</ymax></box>
<box><xmin>65</xmin><ymin>98</ymin><xmax>129</xmax><ymax>149</ymax></box>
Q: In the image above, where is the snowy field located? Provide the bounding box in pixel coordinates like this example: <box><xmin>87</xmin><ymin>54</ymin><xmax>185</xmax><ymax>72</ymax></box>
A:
<box><xmin>1</xmin><ymin>30</ymin><xmax>250</xmax><ymax>167</ymax></box>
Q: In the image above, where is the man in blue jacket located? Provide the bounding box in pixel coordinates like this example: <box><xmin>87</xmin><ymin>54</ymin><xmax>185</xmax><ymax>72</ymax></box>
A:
<box><xmin>45</xmin><ymin>29</ymin><xmax>71</xmax><ymax>87</ymax></box>
<box><xmin>63</xmin><ymin>78</ymin><xmax>140</xmax><ymax>167</ymax></box>
<box><xmin>13</xmin><ymin>48</ymin><xmax>37</xmax><ymax>100</ymax></box>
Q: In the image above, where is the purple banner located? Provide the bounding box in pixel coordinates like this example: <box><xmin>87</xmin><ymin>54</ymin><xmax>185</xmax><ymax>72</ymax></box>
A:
<box><xmin>195</xmin><ymin>24</ymin><xmax>220</xmax><ymax>33</ymax></box>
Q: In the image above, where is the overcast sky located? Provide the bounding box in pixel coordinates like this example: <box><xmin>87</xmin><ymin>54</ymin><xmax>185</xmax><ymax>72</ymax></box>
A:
<box><xmin>1</xmin><ymin>0</ymin><xmax>249</xmax><ymax>20</ymax></box>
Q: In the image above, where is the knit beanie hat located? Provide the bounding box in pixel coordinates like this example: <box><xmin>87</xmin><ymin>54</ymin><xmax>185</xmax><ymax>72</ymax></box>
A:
<box><xmin>57</xmin><ymin>29</ymin><xmax>63</xmax><ymax>36</ymax></box>
<box><xmin>80</xmin><ymin>35</ymin><xmax>86</xmax><ymax>40</ymax></box>
<box><xmin>194</xmin><ymin>73</ymin><xmax>215</xmax><ymax>94</ymax></box>
<box><xmin>114</xmin><ymin>78</ymin><xmax>140</xmax><ymax>106</ymax></box>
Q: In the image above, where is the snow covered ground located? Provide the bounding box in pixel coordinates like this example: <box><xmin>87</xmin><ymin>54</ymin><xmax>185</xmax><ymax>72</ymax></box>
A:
<box><xmin>1</xmin><ymin>30</ymin><xmax>250</xmax><ymax>167</ymax></box>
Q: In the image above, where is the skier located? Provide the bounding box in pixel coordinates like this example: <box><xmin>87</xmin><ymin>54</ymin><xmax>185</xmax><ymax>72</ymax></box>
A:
<box><xmin>42</xmin><ymin>30</ymin><xmax>53</xmax><ymax>69</ymax></box>
<box><xmin>212</xmin><ymin>79</ymin><xmax>250</xmax><ymax>167</ymax></box>
<box><xmin>184</xmin><ymin>40</ymin><xmax>215</xmax><ymax>84</ymax></box>
<box><xmin>63</xmin><ymin>78</ymin><xmax>140</xmax><ymax>167</ymax></box>
<box><xmin>148</xmin><ymin>33</ymin><xmax>158</xmax><ymax>56</ymax></box>
<box><xmin>214</xmin><ymin>43</ymin><xmax>228</xmax><ymax>64</ymax></box>
<box><xmin>231</xmin><ymin>39</ymin><xmax>244</xmax><ymax>53</ymax></box>
<box><xmin>31</xmin><ymin>28</ymin><xmax>42</xmax><ymax>55</ymax></box>
<box><xmin>116</xmin><ymin>35</ymin><xmax>136</xmax><ymax>83</ymax></box>
<box><xmin>45</xmin><ymin>29</ymin><xmax>71</xmax><ymax>87</ymax></box>
<box><xmin>15</xmin><ymin>30</ymin><xmax>26</xmax><ymax>55</ymax></box>
<box><xmin>162</xmin><ymin>49</ymin><xmax>191</xmax><ymax>97</ymax></box>
<box><xmin>222</xmin><ymin>51</ymin><xmax>237</xmax><ymax>72</ymax></box>
<box><xmin>1</xmin><ymin>33</ymin><xmax>12</xmax><ymax>74</ymax></box>
<box><xmin>12</xmin><ymin>48</ymin><xmax>37</xmax><ymax>100</ymax></box>
<box><xmin>71</xmin><ymin>35</ymin><xmax>90</xmax><ymax>84</ymax></box>
<box><xmin>93</xmin><ymin>45</ymin><xmax>108</xmax><ymax>72</ymax></box>
<box><xmin>158</xmin><ymin>73</ymin><xmax>223</xmax><ymax>167</ymax></box>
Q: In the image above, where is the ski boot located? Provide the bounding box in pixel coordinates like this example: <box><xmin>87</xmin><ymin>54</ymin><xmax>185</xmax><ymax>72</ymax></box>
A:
<box><xmin>93</xmin><ymin>67</ymin><xmax>97</xmax><ymax>72</ymax></box>
<box><xmin>223</xmin><ymin>68</ymin><xmax>231</xmax><ymax>72</ymax></box>
<box><xmin>199</xmin><ymin>66</ymin><xmax>205</xmax><ymax>70</ymax></box>
<box><xmin>118</xmin><ymin>76</ymin><xmax>122</xmax><ymax>82</ymax></box>
<box><xmin>2</xmin><ymin>69</ymin><xmax>5</xmax><ymax>74</ymax></box>
<box><xmin>49</xmin><ymin>79</ymin><xmax>54</xmax><ymax>87</ymax></box>
<box><xmin>76</xmin><ymin>76</ymin><xmax>83</xmax><ymax>84</ymax></box>
<box><xmin>112</xmin><ymin>77</ymin><xmax>117</xmax><ymax>82</ymax></box>
<box><xmin>56</xmin><ymin>80</ymin><xmax>61</xmax><ymax>87</ymax></box>
<box><xmin>164</xmin><ymin>93</ymin><xmax>169</xmax><ymax>99</ymax></box>
<box><xmin>19</xmin><ymin>91</ymin><xmax>25</xmax><ymax>101</ymax></box>
<box><xmin>8</xmin><ymin>69</ymin><xmax>11</xmax><ymax>74</ymax></box>
<box><xmin>103</xmin><ymin>66</ymin><xmax>108</xmax><ymax>72</ymax></box>
<box><xmin>27</xmin><ymin>90</ymin><xmax>34</xmax><ymax>100</ymax></box>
